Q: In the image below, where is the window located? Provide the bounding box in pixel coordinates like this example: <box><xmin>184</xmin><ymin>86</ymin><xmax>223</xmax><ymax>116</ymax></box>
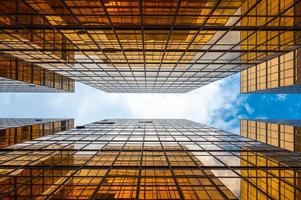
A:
<box><xmin>0</xmin><ymin>129</ymin><xmax>6</xmax><ymax>143</ymax></box>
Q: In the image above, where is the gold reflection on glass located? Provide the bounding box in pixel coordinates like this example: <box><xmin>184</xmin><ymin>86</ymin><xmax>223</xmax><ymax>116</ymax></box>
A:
<box><xmin>240</xmin><ymin>0</ymin><xmax>301</xmax><ymax>94</ymax></box>
<box><xmin>0</xmin><ymin>147</ymin><xmax>74</xmax><ymax>199</ymax></box>
<box><xmin>0</xmin><ymin>119</ymin><xmax>74</xmax><ymax>148</ymax></box>
<box><xmin>0</xmin><ymin>0</ymin><xmax>241</xmax><ymax>92</ymax></box>
<box><xmin>240</xmin><ymin>0</ymin><xmax>300</xmax><ymax>63</ymax></box>
<box><xmin>240</xmin><ymin>150</ymin><xmax>301</xmax><ymax>200</ymax></box>
<box><xmin>241</xmin><ymin>50</ymin><xmax>300</xmax><ymax>93</ymax></box>
<box><xmin>240</xmin><ymin>119</ymin><xmax>298</xmax><ymax>152</ymax></box>
<box><xmin>0</xmin><ymin>119</ymin><xmax>243</xmax><ymax>199</ymax></box>
<box><xmin>1</xmin><ymin>0</ymin><xmax>300</xmax><ymax>92</ymax></box>
<box><xmin>0</xmin><ymin>119</ymin><xmax>300</xmax><ymax>199</ymax></box>
<box><xmin>0</xmin><ymin>54</ymin><xmax>75</xmax><ymax>92</ymax></box>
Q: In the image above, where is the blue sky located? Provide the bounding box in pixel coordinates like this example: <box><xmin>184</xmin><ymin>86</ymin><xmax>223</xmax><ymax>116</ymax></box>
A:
<box><xmin>0</xmin><ymin>73</ymin><xmax>301</xmax><ymax>134</ymax></box>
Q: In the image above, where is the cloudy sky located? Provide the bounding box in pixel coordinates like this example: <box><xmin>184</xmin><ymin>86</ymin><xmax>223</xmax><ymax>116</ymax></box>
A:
<box><xmin>1</xmin><ymin>73</ymin><xmax>301</xmax><ymax>134</ymax></box>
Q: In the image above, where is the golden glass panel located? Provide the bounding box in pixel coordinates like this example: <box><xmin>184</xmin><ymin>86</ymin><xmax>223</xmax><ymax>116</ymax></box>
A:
<box><xmin>240</xmin><ymin>49</ymin><xmax>301</xmax><ymax>93</ymax></box>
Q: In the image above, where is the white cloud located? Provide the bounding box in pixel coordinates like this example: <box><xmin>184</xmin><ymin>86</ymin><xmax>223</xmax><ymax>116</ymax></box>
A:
<box><xmin>0</xmin><ymin>74</ymin><xmax>245</xmax><ymax>133</ymax></box>
<box><xmin>244</xmin><ymin>103</ymin><xmax>254</xmax><ymax>114</ymax></box>
<box><xmin>276</xmin><ymin>94</ymin><xmax>288</xmax><ymax>101</ymax></box>
<box><xmin>105</xmin><ymin>74</ymin><xmax>245</xmax><ymax>133</ymax></box>
<box><xmin>121</xmin><ymin>82</ymin><xmax>224</xmax><ymax>122</ymax></box>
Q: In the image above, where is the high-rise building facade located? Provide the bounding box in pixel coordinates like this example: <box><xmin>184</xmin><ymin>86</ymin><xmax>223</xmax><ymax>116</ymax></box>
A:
<box><xmin>0</xmin><ymin>54</ymin><xmax>75</xmax><ymax>92</ymax></box>
<box><xmin>0</xmin><ymin>118</ymin><xmax>74</xmax><ymax>148</ymax></box>
<box><xmin>240</xmin><ymin>147</ymin><xmax>301</xmax><ymax>200</ymax></box>
<box><xmin>240</xmin><ymin>0</ymin><xmax>301</xmax><ymax>94</ymax></box>
<box><xmin>241</xmin><ymin>119</ymin><xmax>301</xmax><ymax>152</ymax></box>
<box><xmin>1</xmin><ymin>0</ymin><xmax>300</xmax><ymax>93</ymax></box>
<box><xmin>0</xmin><ymin>119</ymin><xmax>300</xmax><ymax>199</ymax></box>
<box><xmin>240</xmin><ymin>119</ymin><xmax>301</xmax><ymax>199</ymax></box>
<box><xmin>240</xmin><ymin>49</ymin><xmax>301</xmax><ymax>93</ymax></box>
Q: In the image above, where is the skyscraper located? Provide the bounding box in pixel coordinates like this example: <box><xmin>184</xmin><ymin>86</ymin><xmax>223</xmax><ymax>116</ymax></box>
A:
<box><xmin>240</xmin><ymin>49</ymin><xmax>301</xmax><ymax>93</ymax></box>
<box><xmin>240</xmin><ymin>0</ymin><xmax>301</xmax><ymax>94</ymax></box>
<box><xmin>240</xmin><ymin>147</ymin><xmax>301</xmax><ymax>200</ymax></box>
<box><xmin>1</xmin><ymin>0</ymin><xmax>299</xmax><ymax>93</ymax></box>
<box><xmin>0</xmin><ymin>54</ymin><xmax>75</xmax><ymax>92</ymax></box>
<box><xmin>1</xmin><ymin>1</ymin><xmax>301</xmax><ymax>199</ymax></box>
<box><xmin>241</xmin><ymin>119</ymin><xmax>301</xmax><ymax>152</ymax></box>
<box><xmin>0</xmin><ymin>119</ymin><xmax>300</xmax><ymax>199</ymax></box>
<box><xmin>240</xmin><ymin>119</ymin><xmax>301</xmax><ymax>199</ymax></box>
<box><xmin>0</xmin><ymin>118</ymin><xmax>74</xmax><ymax>147</ymax></box>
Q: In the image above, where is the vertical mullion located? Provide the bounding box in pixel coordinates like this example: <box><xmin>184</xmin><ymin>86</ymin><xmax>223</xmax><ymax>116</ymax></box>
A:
<box><xmin>135</xmin><ymin>122</ymin><xmax>145</xmax><ymax>200</ymax></box>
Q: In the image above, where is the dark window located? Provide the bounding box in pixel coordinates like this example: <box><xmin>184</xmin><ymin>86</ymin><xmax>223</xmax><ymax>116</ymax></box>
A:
<box><xmin>21</xmin><ymin>126</ymin><xmax>29</xmax><ymax>140</ymax></box>
<box><xmin>138</xmin><ymin>121</ymin><xmax>153</xmax><ymax>123</ymax></box>
<box><xmin>0</xmin><ymin>129</ymin><xmax>5</xmax><ymax>142</ymax></box>
<box><xmin>61</xmin><ymin>121</ymin><xmax>67</xmax><ymax>131</ymax></box>
<box><xmin>95</xmin><ymin>122</ymin><xmax>115</xmax><ymax>125</ymax></box>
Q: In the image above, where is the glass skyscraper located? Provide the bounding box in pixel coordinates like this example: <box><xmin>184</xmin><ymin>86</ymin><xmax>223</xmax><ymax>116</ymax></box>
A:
<box><xmin>1</xmin><ymin>0</ymin><xmax>301</xmax><ymax>199</ymax></box>
<box><xmin>0</xmin><ymin>54</ymin><xmax>75</xmax><ymax>92</ymax></box>
<box><xmin>239</xmin><ymin>0</ymin><xmax>301</xmax><ymax>94</ymax></box>
<box><xmin>0</xmin><ymin>119</ymin><xmax>300</xmax><ymax>199</ymax></box>
<box><xmin>240</xmin><ymin>119</ymin><xmax>301</xmax><ymax>199</ymax></box>
<box><xmin>0</xmin><ymin>0</ymin><xmax>300</xmax><ymax>93</ymax></box>
<box><xmin>241</xmin><ymin>119</ymin><xmax>301</xmax><ymax>152</ymax></box>
<box><xmin>0</xmin><ymin>118</ymin><xmax>74</xmax><ymax>148</ymax></box>
<box><xmin>240</xmin><ymin>49</ymin><xmax>301</xmax><ymax>93</ymax></box>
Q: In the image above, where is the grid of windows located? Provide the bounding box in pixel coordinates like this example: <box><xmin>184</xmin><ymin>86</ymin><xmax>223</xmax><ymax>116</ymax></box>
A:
<box><xmin>240</xmin><ymin>150</ymin><xmax>301</xmax><ymax>200</ymax></box>
<box><xmin>0</xmin><ymin>0</ymin><xmax>300</xmax><ymax>93</ymax></box>
<box><xmin>240</xmin><ymin>119</ymin><xmax>301</xmax><ymax>152</ymax></box>
<box><xmin>0</xmin><ymin>119</ymin><xmax>300</xmax><ymax>199</ymax></box>
<box><xmin>0</xmin><ymin>54</ymin><xmax>75</xmax><ymax>92</ymax></box>
<box><xmin>240</xmin><ymin>0</ymin><xmax>301</xmax><ymax>94</ymax></box>
<box><xmin>0</xmin><ymin>77</ymin><xmax>73</xmax><ymax>92</ymax></box>
<box><xmin>240</xmin><ymin>0</ymin><xmax>300</xmax><ymax>63</ymax></box>
<box><xmin>0</xmin><ymin>118</ymin><xmax>74</xmax><ymax>148</ymax></box>
<box><xmin>240</xmin><ymin>49</ymin><xmax>301</xmax><ymax>93</ymax></box>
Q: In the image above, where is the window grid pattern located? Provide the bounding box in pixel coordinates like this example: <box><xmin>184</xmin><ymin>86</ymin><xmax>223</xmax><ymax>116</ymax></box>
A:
<box><xmin>240</xmin><ymin>0</ymin><xmax>299</xmax><ymax>63</ymax></box>
<box><xmin>240</xmin><ymin>119</ymin><xmax>299</xmax><ymax>152</ymax></box>
<box><xmin>0</xmin><ymin>54</ymin><xmax>74</xmax><ymax>92</ymax></box>
<box><xmin>240</xmin><ymin>49</ymin><xmax>301</xmax><ymax>93</ymax></box>
<box><xmin>0</xmin><ymin>0</ymin><xmax>300</xmax><ymax>93</ymax></box>
<box><xmin>0</xmin><ymin>119</ymin><xmax>300</xmax><ymax>199</ymax></box>
<box><xmin>0</xmin><ymin>118</ymin><xmax>74</xmax><ymax>148</ymax></box>
<box><xmin>240</xmin><ymin>151</ymin><xmax>300</xmax><ymax>200</ymax></box>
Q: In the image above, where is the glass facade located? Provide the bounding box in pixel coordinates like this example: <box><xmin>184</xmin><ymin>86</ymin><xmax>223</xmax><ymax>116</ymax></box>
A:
<box><xmin>240</xmin><ymin>49</ymin><xmax>301</xmax><ymax>93</ymax></box>
<box><xmin>240</xmin><ymin>0</ymin><xmax>301</xmax><ymax>63</ymax></box>
<box><xmin>240</xmin><ymin>149</ymin><xmax>301</xmax><ymax>200</ymax></box>
<box><xmin>240</xmin><ymin>0</ymin><xmax>301</xmax><ymax>94</ymax></box>
<box><xmin>0</xmin><ymin>54</ymin><xmax>75</xmax><ymax>92</ymax></box>
<box><xmin>240</xmin><ymin>118</ymin><xmax>301</xmax><ymax>199</ymax></box>
<box><xmin>0</xmin><ymin>119</ymin><xmax>300</xmax><ymax>199</ymax></box>
<box><xmin>1</xmin><ymin>0</ymin><xmax>300</xmax><ymax>199</ymax></box>
<box><xmin>1</xmin><ymin>0</ymin><xmax>300</xmax><ymax>93</ymax></box>
<box><xmin>241</xmin><ymin>119</ymin><xmax>301</xmax><ymax>152</ymax></box>
<box><xmin>0</xmin><ymin>118</ymin><xmax>74</xmax><ymax>148</ymax></box>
